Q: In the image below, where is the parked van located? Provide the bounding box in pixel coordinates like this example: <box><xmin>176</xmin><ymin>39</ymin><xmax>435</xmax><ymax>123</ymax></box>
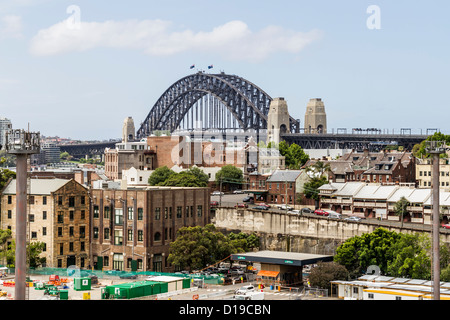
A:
<box><xmin>327</xmin><ymin>211</ymin><xmax>342</xmax><ymax>219</ymax></box>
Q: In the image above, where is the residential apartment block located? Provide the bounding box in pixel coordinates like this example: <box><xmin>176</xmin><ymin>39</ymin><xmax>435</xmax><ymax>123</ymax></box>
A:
<box><xmin>318</xmin><ymin>182</ymin><xmax>450</xmax><ymax>225</ymax></box>
<box><xmin>416</xmin><ymin>157</ymin><xmax>450</xmax><ymax>190</ymax></box>
<box><xmin>1</xmin><ymin>179</ymin><xmax>90</xmax><ymax>268</ymax></box>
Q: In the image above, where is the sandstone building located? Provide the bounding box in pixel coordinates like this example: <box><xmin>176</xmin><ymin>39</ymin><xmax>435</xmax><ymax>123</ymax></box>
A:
<box><xmin>1</xmin><ymin>178</ymin><xmax>90</xmax><ymax>268</ymax></box>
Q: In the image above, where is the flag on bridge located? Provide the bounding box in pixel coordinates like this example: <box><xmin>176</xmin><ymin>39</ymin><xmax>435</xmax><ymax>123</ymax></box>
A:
<box><xmin>190</xmin><ymin>64</ymin><xmax>195</xmax><ymax>69</ymax></box>
<box><xmin>208</xmin><ymin>65</ymin><xmax>213</xmax><ymax>69</ymax></box>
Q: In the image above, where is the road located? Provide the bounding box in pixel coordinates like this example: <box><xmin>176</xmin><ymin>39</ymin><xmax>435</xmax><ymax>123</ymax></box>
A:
<box><xmin>211</xmin><ymin>193</ymin><xmax>450</xmax><ymax>234</ymax></box>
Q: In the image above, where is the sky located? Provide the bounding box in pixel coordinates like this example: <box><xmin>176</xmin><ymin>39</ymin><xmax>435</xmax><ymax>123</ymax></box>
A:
<box><xmin>0</xmin><ymin>0</ymin><xmax>449</xmax><ymax>141</ymax></box>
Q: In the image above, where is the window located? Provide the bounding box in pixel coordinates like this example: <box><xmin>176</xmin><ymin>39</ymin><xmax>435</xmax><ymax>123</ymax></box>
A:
<box><xmin>104</xmin><ymin>206</ymin><xmax>110</xmax><ymax>219</ymax></box>
<box><xmin>80</xmin><ymin>210</ymin><xmax>85</xmax><ymax>220</ymax></box>
<box><xmin>113</xmin><ymin>253</ymin><xmax>124</xmax><ymax>271</ymax></box>
<box><xmin>103</xmin><ymin>256</ymin><xmax>109</xmax><ymax>267</ymax></box>
<box><xmin>128</xmin><ymin>207</ymin><xmax>134</xmax><ymax>220</ymax></box>
<box><xmin>81</xmin><ymin>196</ymin><xmax>85</xmax><ymax>205</ymax></box>
<box><xmin>79</xmin><ymin>226</ymin><xmax>85</xmax><ymax>238</ymax></box>
<box><xmin>353</xmin><ymin>287</ymin><xmax>358</xmax><ymax>294</ymax></box>
<box><xmin>138</xmin><ymin>230</ymin><xmax>143</xmax><ymax>241</ymax></box>
<box><xmin>114</xmin><ymin>230</ymin><xmax>123</xmax><ymax>245</ymax></box>
<box><xmin>128</xmin><ymin>229</ymin><xmax>133</xmax><ymax>241</ymax></box>
<box><xmin>43</xmin><ymin>211</ymin><xmax>47</xmax><ymax>220</ymax></box>
<box><xmin>58</xmin><ymin>227</ymin><xmax>62</xmax><ymax>237</ymax></box>
<box><xmin>69</xmin><ymin>226</ymin><xmax>74</xmax><ymax>237</ymax></box>
<box><xmin>69</xmin><ymin>196</ymin><xmax>75</xmax><ymax>207</ymax></box>
<box><xmin>197</xmin><ymin>205</ymin><xmax>202</xmax><ymax>217</ymax></box>
<box><xmin>43</xmin><ymin>227</ymin><xmax>47</xmax><ymax>236</ymax></box>
<box><xmin>81</xmin><ymin>242</ymin><xmax>85</xmax><ymax>252</ymax></box>
<box><xmin>28</xmin><ymin>214</ymin><xmax>34</xmax><ymax>222</ymax></box>
<box><xmin>59</xmin><ymin>243</ymin><xmax>64</xmax><ymax>255</ymax></box>
<box><xmin>177</xmin><ymin>206</ymin><xmax>182</xmax><ymax>218</ymax></box>
<box><xmin>43</xmin><ymin>196</ymin><xmax>47</xmax><ymax>205</ymax></box>
<box><xmin>154</xmin><ymin>232</ymin><xmax>161</xmax><ymax>242</ymax></box>
<box><xmin>31</xmin><ymin>232</ymin><xmax>37</xmax><ymax>239</ymax></box>
<box><xmin>396</xmin><ymin>296</ymin><xmax>402</xmax><ymax>300</ymax></box>
<box><xmin>93</xmin><ymin>227</ymin><xmax>99</xmax><ymax>239</ymax></box>
<box><xmin>155</xmin><ymin>207</ymin><xmax>161</xmax><ymax>220</ymax></box>
<box><xmin>368</xmin><ymin>293</ymin><xmax>374</xmax><ymax>299</ymax></box>
<box><xmin>69</xmin><ymin>210</ymin><xmax>74</xmax><ymax>220</ymax></box>
<box><xmin>93</xmin><ymin>205</ymin><xmax>99</xmax><ymax>218</ymax></box>
<box><xmin>7</xmin><ymin>195</ymin><xmax>12</xmax><ymax>204</ymax></box>
<box><xmin>115</xmin><ymin>208</ymin><xmax>123</xmax><ymax>225</ymax></box>
<box><xmin>7</xmin><ymin>210</ymin><xmax>11</xmax><ymax>219</ymax></box>
<box><xmin>69</xmin><ymin>242</ymin><xmax>74</xmax><ymax>252</ymax></box>
<box><xmin>58</xmin><ymin>196</ymin><xmax>63</xmax><ymax>205</ymax></box>
<box><xmin>104</xmin><ymin>228</ymin><xmax>110</xmax><ymax>240</ymax></box>
<box><xmin>138</xmin><ymin>208</ymin><xmax>143</xmax><ymax>220</ymax></box>
<box><xmin>57</xmin><ymin>213</ymin><xmax>64</xmax><ymax>224</ymax></box>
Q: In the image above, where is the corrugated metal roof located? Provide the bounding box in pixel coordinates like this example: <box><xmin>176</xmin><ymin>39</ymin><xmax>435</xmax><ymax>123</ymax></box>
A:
<box><xmin>2</xmin><ymin>178</ymin><xmax>70</xmax><ymax>195</ymax></box>
<box><xmin>354</xmin><ymin>185</ymin><xmax>398</xmax><ymax>199</ymax></box>
<box><xmin>267</xmin><ymin>170</ymin><xmax>302</xmax><ymax>182</ymax></box>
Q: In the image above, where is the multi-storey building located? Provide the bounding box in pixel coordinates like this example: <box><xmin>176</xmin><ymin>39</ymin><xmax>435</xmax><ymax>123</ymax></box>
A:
<box><xmin>89</xmin><ymin>186</ymin><xmax>210</xmax><ymax>273</ymax></box>
<box><xmin>0</xmin><ymin>117</ymin><xmax>12</xmax><ymax>150</ymax></box>
<box><xmin>415</xmin><ymin>157</ymin><xmax>450</xmax><ymax>190</ymax></box>
<box><xmin>1</xmin><ymin>178</ymin><xmax>90</xmax><ymax>268</ymax></box>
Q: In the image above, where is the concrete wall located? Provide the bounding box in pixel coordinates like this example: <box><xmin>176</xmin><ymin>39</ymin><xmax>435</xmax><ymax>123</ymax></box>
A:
<box><xmin>213</xmin><ymin>208</ymin><xmax>450</xmax><ymax>255</ymax></box>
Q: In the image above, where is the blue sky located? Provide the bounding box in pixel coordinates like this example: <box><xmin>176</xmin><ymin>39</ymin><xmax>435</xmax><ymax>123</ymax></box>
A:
<box><xmin>0</xmin><ymin>0</ymin><xmax>449</xmax><ymax>140</ymax></box>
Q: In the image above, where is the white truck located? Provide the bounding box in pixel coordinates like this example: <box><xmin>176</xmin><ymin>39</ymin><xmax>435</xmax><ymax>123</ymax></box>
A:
<box><xmin>233</xmin><ymin>291</ymin><xmax>265</xmax><ymax>300</ymax></box>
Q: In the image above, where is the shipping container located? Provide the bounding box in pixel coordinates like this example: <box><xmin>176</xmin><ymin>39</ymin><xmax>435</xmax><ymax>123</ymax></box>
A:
<box><xmin>74</xmin><ymin>277</ymin><xmax>91</xmax><ymax>291</ymax></box>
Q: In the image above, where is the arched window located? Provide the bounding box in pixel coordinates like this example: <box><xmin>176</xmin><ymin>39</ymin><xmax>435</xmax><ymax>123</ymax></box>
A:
<box><xmin>154</xmin><ymin>232</ymin><xmax>161</xmax><ymax>241</ymax></box>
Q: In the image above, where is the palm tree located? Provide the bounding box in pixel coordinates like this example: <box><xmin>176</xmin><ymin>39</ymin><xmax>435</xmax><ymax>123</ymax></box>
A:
<box><xmin>394</xmin><ymin>196</ymin><xmax>409</xmax><ymax>228</ymax></box>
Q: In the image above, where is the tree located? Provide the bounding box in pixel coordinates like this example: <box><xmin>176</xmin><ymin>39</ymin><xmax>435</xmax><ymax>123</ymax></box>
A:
<box><xmin>157</xmin><ymin>167</ymin><xmax>209</xmax><ymax>188</ymax></box>
<box><xmin>0</xmin><ymin>157</ymin><xmax>16</xmax><ymax>189</ymax></box>
<box><xmin>412</xmin><ymin>132</ymin><xmax>450</xmax><ymax>159</ymax></box>
<box><xmin>167</xmin><ymin>224</ymin><xmax>246</xmax><ymax>271</ymax></box>
<box><xmin>275</xmin><ymin>141</ymin><xmax>309</xmax><ymax>169</ymax></box>
<box><xmin>27</xmin><ymin>241</ymin><xmax>46</xmax><ymax>269</ymax></box>
<box><xmin>334</xmin><ymin>228</ymin><xmax>402</xmax><ymax>278</ymax></box>
<box><xmin>394</xmin><ymin>196</ymin><xmax>410</xmax><ymax>227</ymax></box>
<box><xmin>0</xmin><ymin>229</ymin><xmax>12</xmax><ymax>266</ymax></box>
<box><xmin>309</xmin><ymin>262</ymin><xmax>349</xmax><ymax>289</ymax></box>
<box><xmin>148</xmin><ymin>166</ymin><xmax>175</xmax><ymax>186</ymax></box>
<box><xmin>215</xmin><ymin>165</ymin><xmax>243</xmax><ymax>190</ymax></box>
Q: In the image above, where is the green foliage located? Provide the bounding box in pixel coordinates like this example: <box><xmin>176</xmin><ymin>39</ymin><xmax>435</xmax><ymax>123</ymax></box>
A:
<box><xmin>167</xmin><ymin>224</ymin><xmax>257</xmax><ymax>271</ymax></box>
<box><xmin>215</xmin><ymin>165</ymin><xmax>243</xmax><ymax>187</ymax></box>
<box><xmin>302</xmin><ymin>176</ymin><xmax>328</xmax><ymax>201</ymax></box>
<box><xmin>148</xmin><ymin>166</ymin><xmax>176</xmax><ymax>186</ymax></box>
<box><xmin>335</xmin><ymin>228</ymin><xmax>450</xmax><ymax>281</ymax></box>
<box><xmin>150</xmin><ymin>166</ymin><xmax>209</xmax><ymax>187</ymax></box>
<box><xmin>27</xmin><ymin>241</ymin><xmax>46</xmax><ymax>269</ymax></box>
<box><xmin>334</xmin><ymin>228</ymin><xmax>402</xmax><ymax>278</ymax></box>
<box><xmin>412</xmin><ymin>132</ymin><xmax>450</xmax><ymax>158</ymax></box>
<box><xmin>0</xmin><ymin>157</ymin><xmax>16</xmax><ymax>189</ymax></box>
<box><xmin>274</xmin><ymin>141</ymin><xmax>310</xmax><ymax>169</ymax></box>
<box><xmin>309</xmin><ymin>262</ymin><xmax>349</xmax><ymax>289</ymax></box>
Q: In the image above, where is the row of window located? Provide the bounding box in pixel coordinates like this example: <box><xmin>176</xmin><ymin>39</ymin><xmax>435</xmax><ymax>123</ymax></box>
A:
<box><xmin>6</xmin><ymin>195</ymin><xmax>87</xmax><ymax>206</ymax></box>
<box><xmin>93</xmin><ymin>205</ymin><xmax>203</xmax><ymax>222</ymax></box>
<box><xmin>419</xmin><ymin>171</ymin><xmax>450</xmax><ymax>177</ymax></box>
<box><xmin>93</xmin><ymin>228</ymin><xmax>173</xmax><ymax>245</ymax></box>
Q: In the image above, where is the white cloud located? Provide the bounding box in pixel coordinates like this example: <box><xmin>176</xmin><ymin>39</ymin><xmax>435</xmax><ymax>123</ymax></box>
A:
<box><xmin>30</xmin><ymin>18</ymin><xmax>322</xmax><ymax>62</ymax></box>
<box><xmin>0</xmin><ymin>15</ymin><xmax>22</xmax><ymax>39</ymax></box>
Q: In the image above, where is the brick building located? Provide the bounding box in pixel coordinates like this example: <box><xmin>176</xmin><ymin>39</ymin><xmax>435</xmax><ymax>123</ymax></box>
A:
<box><xmin>1</xmin><ymin>178</ymin><xmax>90</xmax><ymax>268</ymax></box>
<box><xmin>89</xmin><ymin>186</ymin><xmax>210</xmax><ymax>273</ymax></box>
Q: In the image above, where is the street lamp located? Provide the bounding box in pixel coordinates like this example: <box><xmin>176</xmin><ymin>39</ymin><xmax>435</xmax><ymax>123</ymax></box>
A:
<box><xmin>425</xmin><ymin>140</ymin><xmax>446</xmax><ymax>301</ymax></box>
<box><xmin>5</xmin><ymin>129</ymin><xmax>40</xmax><ymax>300</ymax></box>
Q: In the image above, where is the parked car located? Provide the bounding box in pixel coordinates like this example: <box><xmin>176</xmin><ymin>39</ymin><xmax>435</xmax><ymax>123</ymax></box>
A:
<box><xmin>256</xmin><ymin>203</ymin><xmax>271</xmax><ymax>208</ymax></box>
<box><xmin>287</xmin><ymin>209</ymin><xmax>301</xmax><ymax>214</ymax></box>
<box><xmin>253</xmin><ymin>205</ymin><xmax>269</xmax><ymax>210</ymax></box>
<box><xmin>344</xmin><ymin>216</ymin><xmax>362</xmax><ymax>222</ymax></box>
<box><xmin>314</xmin><ymin>209</ymin><xmax>329</xmax><ymax>216</ymax></box>
<box><xmin>277</xmin><ymin>204</ymin><xmax>293</xmax><ymax>210</ymax></box>
<box><xmin>301</xmin><ymin>207</ymin><xmax>314</xmax><ymax>214</ymax></box>
<box><xmin>243</xmin><ymin>196</ymin><xmax>254</xmax><ymax>203</ymax></box>
<box><xmin>233</xmin><ymin>189</ymin><xmax>244</xmax><ymax>194</ymax></box>
<box><xmin>235</xmin><ymin>203</ymin><xmax>248</xmax><ymax>208</ymax></box>
<box><xmin>326</xmin><ymin>211</ymin><xmax>342</xmax><ymax>219</ymax></box>
<box><xmin>210</xmin><ymin>201</ymin><xmax>219</xmax><ymax>206</ymax></box>
<box><xmin>441</xmin><ymin>224</ymin><xmax>450</xmax><ymax>229</ymax></box>
<box><xmin>235</xmin><ymin>285</ymin><xmax>255</xmax><ymax>295</ymax></box>
<box><xmin>211</xmin><ymin>191</ymin><xmax>224</xmax><ymax>196</ymax></box>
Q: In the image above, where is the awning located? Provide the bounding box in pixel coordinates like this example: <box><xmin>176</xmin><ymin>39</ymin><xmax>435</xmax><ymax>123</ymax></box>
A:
<box><xmin>257</xmin><ymin>270</ymin><xmax>280</xmax><ymax>278</ymax></box>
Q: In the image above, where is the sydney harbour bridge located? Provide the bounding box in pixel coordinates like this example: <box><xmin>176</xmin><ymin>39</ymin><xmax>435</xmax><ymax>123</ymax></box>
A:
<box><xmin>60</xmin><ymin>72</ymin><xmax>431</xmax><ymax>157</ymax></box>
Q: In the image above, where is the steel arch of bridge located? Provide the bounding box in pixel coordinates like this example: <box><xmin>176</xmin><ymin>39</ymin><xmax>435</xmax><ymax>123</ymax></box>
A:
<box><xmin>137</xmin><ymin>72</ymin><xmax>299</xmax><ymax>138</ymax></box>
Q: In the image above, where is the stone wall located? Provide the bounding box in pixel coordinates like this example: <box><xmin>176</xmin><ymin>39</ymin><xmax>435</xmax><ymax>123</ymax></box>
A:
<box><xmin>213</xmin><ymin>208</ymin><xmax>450</xmax><ymax>255</ymax></box>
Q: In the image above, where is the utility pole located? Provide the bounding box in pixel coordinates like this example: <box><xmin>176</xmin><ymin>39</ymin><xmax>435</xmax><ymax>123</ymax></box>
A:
<box><xmin>5</xmin><ymin>129</ymin><xmax>40</xmax><ymax>300</ymax></box>
<box><xmin>426</xmin><ymin>140</ymin><xmax>446</xmax><ymax>301</ymax></box>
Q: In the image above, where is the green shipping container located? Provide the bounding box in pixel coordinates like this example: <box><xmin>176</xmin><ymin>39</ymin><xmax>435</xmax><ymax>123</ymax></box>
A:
<box><xmin>74</xmin><ymin>277</ymin><xmax>91</xmax><ymax>291</ymax></box>
<box><xmin>102</xmin><ymin>281</ymin><xmax>169</xmax><ymax>299</ymax></box>
<box><xmin>59</xmin><ymin>289</ymin><xmax>69</xmax><ymax>300</ymax></box>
